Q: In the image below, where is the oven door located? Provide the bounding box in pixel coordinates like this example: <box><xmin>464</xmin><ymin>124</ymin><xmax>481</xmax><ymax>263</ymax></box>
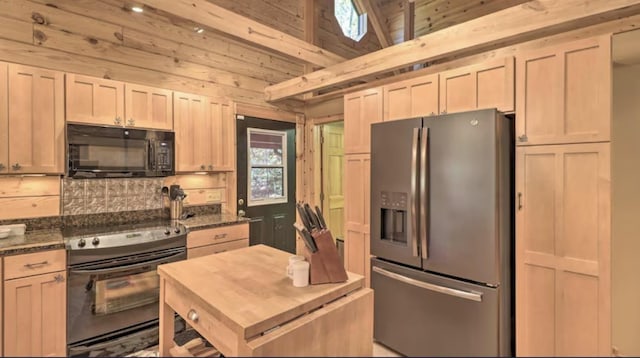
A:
<box><xmin>67</xmin><ymin>248</ymin><xmax>186</xmax><ymax>345</ymax></box>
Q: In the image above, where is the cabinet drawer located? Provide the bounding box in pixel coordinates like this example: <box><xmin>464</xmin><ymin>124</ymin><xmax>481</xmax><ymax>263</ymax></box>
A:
<box><xmin>187</xmin><ymin>223</ymin><xmax>249</xmax><ymax>248</ymax></box>
<box><xmin>4</xmin><ymin>249</ymin><xmax>66</xmax><ymax>280</ymax></box>
<box><xmin>188</xmin><ymin>239</ymin><xmax>249</xmax><ymax>259</ymax></box>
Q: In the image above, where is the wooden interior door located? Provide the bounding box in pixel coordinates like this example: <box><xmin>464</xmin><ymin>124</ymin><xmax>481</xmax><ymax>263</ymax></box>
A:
<box><xmin>124</xmin><ymin>83</ymin><xmax>173</xmax><ymax>130</ymax></box>
<box><xmin>516</xmin><ymin>143</ymin><xmax>611</xmax><ymax>356</ymax></box>
<box><xmin>174</xmin><ymin>92</ymin><xmax>209</xmax><ymax>172</ymax></box>
<box><xmin>65</xmin><ymin>74</ymin><xmax>124</xmax><ymax>126</ymax></box>
<box><xmin>321</xmin><ymin>122</ymin><xmax>345</xmax><ymax>239</ymax></box>
<box><xmin>4</xmin><ymin>271</ymin><xmax>67</xmax><ymax>357</ymax></box>
<box><xmin>7</xmin><ymin>64</ymin><xmax>64</xmax><ymax>174</ymax></box>
<box><xmin>0</xmin><ymin>62</ymin><xmax>7</xmax><ymax>174</ymax></box>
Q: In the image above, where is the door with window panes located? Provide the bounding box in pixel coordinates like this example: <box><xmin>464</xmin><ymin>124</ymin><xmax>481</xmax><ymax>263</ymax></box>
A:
<box><xmin>237</xmin><ymin>116</ymin><xmax>296</xmax><ymax>253</ymax></box>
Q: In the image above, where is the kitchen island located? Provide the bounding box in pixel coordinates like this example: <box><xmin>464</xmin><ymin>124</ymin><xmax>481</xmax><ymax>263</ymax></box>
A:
<box><xmin>157</xmin><ymin>244</ymin><xmax>373</xmax><ymax>357</ymax></box>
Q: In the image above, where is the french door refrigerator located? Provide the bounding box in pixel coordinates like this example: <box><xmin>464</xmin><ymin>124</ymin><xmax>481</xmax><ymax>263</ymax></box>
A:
<box><xmin>370</xmin><ymin>108</ymin><xmax>513</xmax><ymax>356</ymax></box>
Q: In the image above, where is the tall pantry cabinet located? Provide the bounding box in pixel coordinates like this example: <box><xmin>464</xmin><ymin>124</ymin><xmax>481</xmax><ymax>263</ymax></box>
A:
<box><xmin>515</xmin><ymin>35</ymin><xmax>611</xmax><ymax>356</ymax></box>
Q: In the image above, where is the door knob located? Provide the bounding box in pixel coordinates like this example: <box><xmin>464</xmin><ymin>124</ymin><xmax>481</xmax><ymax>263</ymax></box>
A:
<box><xmin>127</xmin><ymin>118</ymin><xmax>135</xmax><ymax>126</ymax></box>
<box><xmin>238</xmin><ymin>210</ymin><xmax>246</xmax><ymax>217</ymax></box>
<box><xmin>187</xmin><ymin>309</ymin><xmax>199</xmax><ymax>322</ymax></box>
<box><xmin>11</xmin><ymin>163</ymin><xmax>21</xmax><ymax>171</ymax></box>
<box><xmin>200</xmin><ymin>164</ymin><xmax>206</xmax><ymax>170</ymax></box>
<box><xmin>0</xmin><ymin>163</ymin><xmax>4</xmax><ymax>170</ymax></box>
<box><xmin>114</xmin><ymin>116</ymin><xmax>122</xmax><ymax>125</ymax></box>
<box><xmin>208</xmin><ymin>164</ymin><xmax>213</xmax><ymax>170</ymax></box>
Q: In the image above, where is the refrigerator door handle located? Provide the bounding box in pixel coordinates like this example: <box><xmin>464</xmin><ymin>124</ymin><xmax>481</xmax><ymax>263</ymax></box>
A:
<box><xmin>420</xmin><ymin>127</ymin><xmax>429</xmax><ymax>259</ymax></box>
<box><xmin>410</xmin><ymin>128</ymin><xmax>420</xmax><ymax>257</ymax></box>
<box><xmin>373</xmin><ymin>266</ymin><xmax>483</xmax><ymax>302</ymax></box>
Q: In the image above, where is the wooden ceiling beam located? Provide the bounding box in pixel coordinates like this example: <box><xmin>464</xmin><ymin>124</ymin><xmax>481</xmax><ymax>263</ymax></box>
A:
<box><xmin>354</xmin><ymin>0</ymin><xmax>393</xmax><ymax>48</ymax></box>
<box><xmin>140</xmin><ymin>0</ymin><xmax>346</xmax><ymax>68</ymax></box>
<box><xmin>404</xmin><ymin>0</ymin><xmax>415</xmax><ymax>42</ymax></box>
<box><xmin>265</xmin><ymin>0</ymin><xmax>640</xmax><ymax>101</ymax></box>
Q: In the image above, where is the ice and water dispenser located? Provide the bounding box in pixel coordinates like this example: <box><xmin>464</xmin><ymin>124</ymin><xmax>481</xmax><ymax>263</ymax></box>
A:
<box><xmin>380</xmin><ymin>191</ymin><xmax>408</xmax><ymax>245</ymax></box>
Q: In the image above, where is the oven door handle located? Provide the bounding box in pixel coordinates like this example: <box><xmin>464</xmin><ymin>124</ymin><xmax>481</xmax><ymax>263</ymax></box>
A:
<box><xmin>70</xmin><ymin>251</ymin><xmax>185</xmax><ymax>275</ymax></box>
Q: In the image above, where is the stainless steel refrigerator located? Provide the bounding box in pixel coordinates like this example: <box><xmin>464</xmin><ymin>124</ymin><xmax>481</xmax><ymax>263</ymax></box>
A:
<box><xmin>370</xmin><ymin>108</ymin><xmax>513</xmax><ymax>356</ymax></box>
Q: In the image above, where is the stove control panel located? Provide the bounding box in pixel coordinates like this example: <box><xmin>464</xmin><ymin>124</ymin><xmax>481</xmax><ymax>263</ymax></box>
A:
<box><xmin>65</xmin><ymin>223</ymin><xmax>187</xmax><ymax>251</ymax></box>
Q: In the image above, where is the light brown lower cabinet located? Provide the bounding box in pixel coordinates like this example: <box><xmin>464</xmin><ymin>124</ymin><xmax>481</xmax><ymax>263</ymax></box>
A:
<box><xmin>187</xmin><ymin>223</ymin><xmax>250</xmax><ymax>259</ymax></box>
<box><xmin>4</xmin><ymin>271</ymin><xmax>66</xmax><ymax>357</ymax></box>
<box><xmin>516</xmin><ymin>143</ymin><xmax>610</xmax><ymax>356</ymax></box>
<box><xmin>344</xmin><ymin>154</ymin><xmax>371</xmax><ymax>287</ymax></box>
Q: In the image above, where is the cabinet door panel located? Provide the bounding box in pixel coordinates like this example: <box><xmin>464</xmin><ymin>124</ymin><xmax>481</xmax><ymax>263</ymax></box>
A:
<box><xmin>4</xmin><ymin>271</ymin><xmax>66</xmax><ymax>357</ymax></box>
<box><xmin>516</xmin><ymin>143</ymin><xmax>610</xmax><ymax>356</ymax></box>
<box><xmin>125</xmin><ymin>83</ymin><xmax>173</xmax><ymax>130</ymax></box>
<box><xmin>344</xmin><ymin>88</ymin><xmax>382</xmax><ymax>154</ymax></box>
<box><xmin>174</xmin><ymin>92</ymin><xmax>208</xmax><ymax>172</ymax></box>
<box><xmin>8</xmin><ymin>65</ymin><xmax>64</xmax><ymax>174</ymax></box>
<box><xmin>208</xmin><ymin>98</ymin><xmax>234</xmax><ymax>171</ymax></box>
<box><xmin>516</xmin><ymin>36</ymin><xmax>610</xmax><ymax>145</ymax></box>
<box><xmin>384</xmin><ymin>74</ymin><xmax>438</xmax><ymax>121</ymax></box>
<box><xmin>440</xmin><ymin>71</ymin><xmax>475</xmax><ymax>114</ymax></box>
<box><xmin>66</xmin><ymin>74</ymin><xmax>124</xmax><ymax>126</ymax></box>
<box><xmin>0</xmin><ymin>62</ymin><xmax>7</xmax><ymax>174</ymax></box>
<box><xmin>344</xmin><ymin>154</ymin><xmax>370</xmax><ymax>285</ymax></box>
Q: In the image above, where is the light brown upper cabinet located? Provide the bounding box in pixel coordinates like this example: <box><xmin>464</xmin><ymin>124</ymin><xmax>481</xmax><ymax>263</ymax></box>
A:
<box><xmin>344</xmin><ymin>88</ymin><xmax>383</xmax><ymax>154</ymax></box>
<box><xmin>207</xmin><ymin>97</ymin><xmax>235</xmax><ymax>171</ymax></box>
<box><xmin>383</xmin><ymin>73</ymin><xmax>439</xmax><ymax>121</ymax></box>
<box><xmin>516</xmin><ymin>143</ymin><xmax>610</xmax><ymax>356</ymax></box>
<box><xmin>4</xmin><ymin>64</ymin><xmax>64</xmax><ymax>174</ymax></box>
<box><xmin>516</xmin><ymin>36</ymin><xmax>611</xmax><ymax>145</ymax></box>
<box><xmin>124</xmin><ymin>83</ymin><xmax>173</xmax><ymax>130</ymax></box>
<box><xmin>439</xmin><ymin>57</ymin><xmax>515</xmax><ymax>115</ymax></box>
<box><xmin>66</xmin><ymin>74</ymin><xmax>125</xmax><ymax>127</ymax></box>
<box><xmin>174</xmin><ymin>92</ymin><xmax>207</xmax><ymax>172</ymax></box>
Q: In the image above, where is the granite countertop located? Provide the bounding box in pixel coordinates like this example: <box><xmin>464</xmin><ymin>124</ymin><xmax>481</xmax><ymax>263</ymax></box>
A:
<box><xmin>0</xmin><ymin>229</ymin><xmax>65</xmax><ymax>256</ymax></box>
<box><xmin>179</xmin><ymin>213</ymin><xmax>250</xmax><ymax>231</ymax></box>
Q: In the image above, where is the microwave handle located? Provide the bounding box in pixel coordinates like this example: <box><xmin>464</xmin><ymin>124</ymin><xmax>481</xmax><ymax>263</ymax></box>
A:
<box><xmin>148</xmin><ymin>141</ymin><xmax>156</xmax><ymax>171</ymax></box>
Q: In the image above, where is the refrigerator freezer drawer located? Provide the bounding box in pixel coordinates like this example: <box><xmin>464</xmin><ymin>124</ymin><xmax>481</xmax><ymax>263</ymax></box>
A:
<box><xmin>372</xmin><ymin>259</ymin><xmax>509</xmax><ymax>357</ymax></box>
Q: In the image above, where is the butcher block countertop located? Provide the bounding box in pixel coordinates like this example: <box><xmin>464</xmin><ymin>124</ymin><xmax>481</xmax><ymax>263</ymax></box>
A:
<box><xmin>157</xmin><ymin>244</ymin><xmax>373</xmax><ymax>356</ymax></box>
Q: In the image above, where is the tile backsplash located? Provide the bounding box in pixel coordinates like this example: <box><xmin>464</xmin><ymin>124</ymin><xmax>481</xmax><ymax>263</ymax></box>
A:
<box><xmin>63</xmin><ymin>178</ymin><xmax>164</xmax><ymax>215</ymax></box>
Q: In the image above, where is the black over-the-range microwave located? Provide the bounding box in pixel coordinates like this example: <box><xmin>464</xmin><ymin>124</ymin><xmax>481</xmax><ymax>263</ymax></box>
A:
<box><xmin>67</xmin><ymin>124</ymin><xmax>175</xmax><ymax>178</ymax></box>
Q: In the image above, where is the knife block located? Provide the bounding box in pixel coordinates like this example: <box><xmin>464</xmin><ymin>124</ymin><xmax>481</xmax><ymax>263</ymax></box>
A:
<box><xmin>301</xmin><ymin>229</ymin><xmax>348</xmax><ymax>284</ymax></box>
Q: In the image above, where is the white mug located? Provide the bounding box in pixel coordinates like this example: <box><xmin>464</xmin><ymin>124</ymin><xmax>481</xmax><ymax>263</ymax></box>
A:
<box><xmin>286</xmin><ymin>255</ymin><xmax>306</xmax><ymax>279</ymax></box>
<box><xmin>292</xmin><ymin>260</ymin><xmax>310</xmax><ymax>287</ymax></box>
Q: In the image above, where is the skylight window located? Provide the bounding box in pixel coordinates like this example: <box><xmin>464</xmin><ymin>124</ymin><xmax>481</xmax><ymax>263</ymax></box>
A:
<box><xmin>334</xmin><ymin>0</ymin><xmax>367</xmax><ymax>42</ymax></box>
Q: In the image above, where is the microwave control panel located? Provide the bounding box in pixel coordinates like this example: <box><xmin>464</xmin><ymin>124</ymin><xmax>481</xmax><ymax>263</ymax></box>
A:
<box><xmin>155</xmin><ymin>141</ymin><xmax>173</xmax><ymax>170</ymax></box>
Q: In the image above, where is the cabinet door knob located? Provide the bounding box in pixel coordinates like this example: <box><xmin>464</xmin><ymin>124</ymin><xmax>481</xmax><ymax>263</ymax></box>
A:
<box><xmin>11</xmin><ymin>163</ymin><xmax>21</xmax><ymax>171</ymax></box>
<box><xmin>187</xmin><ymin>309</ymin><xmax>199</xmax><ymax>322</ymax></box>
<box><xmin>441</xmin><ymin>110</ymin><xmax>447</xmax><ymax>114</ymax></box>
<box><xmin>518</xmin><ymin>134</ymin><xmax>528</xmax><ymax>142</ymax></box>
<box><xmin>115</xmin><ymin>117</ymin><xmax>122</xmax><ymax>125</ymax></box>
<box><xmin>127</xmin><ymin>118</ymin><xmax>135</xmax><ymax>126</ymax></box>
<box><xmin>0</xmin><ymin>163</ymin><xmax>4</xmax><ymax>170</ymax></box>
<box><xmin>208</xmin><ymin>164</ymin><xmax>213</xmax><ymax>170</ymax></box>
<box><xmin>200</xmin><ymin>164</ymin><xmax>206</xmax><ymax>170</ymax></box>
<box><xmin>54</xmin><ymin>274</ymin><xmax>65</xmax><ymax>283</ymax></box>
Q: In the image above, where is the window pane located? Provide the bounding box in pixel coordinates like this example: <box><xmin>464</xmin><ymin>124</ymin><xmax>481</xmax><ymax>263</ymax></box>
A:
<box><xmin>249</xmin><ymin>132</ymin><xmax>283</xmax><ymax>165</ymax></box>
<box><xmin>250</xmin><ymin>167</ymin><xmax>284</xmax><ymax>201</ymax></box>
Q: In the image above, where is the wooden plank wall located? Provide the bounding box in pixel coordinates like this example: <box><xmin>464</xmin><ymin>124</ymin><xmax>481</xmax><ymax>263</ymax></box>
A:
<box><xmin>379</xmin><ymin>0</ymin><xmax>529</xmax><ymax>45</ymax></box>
<box><xmin>0</xmin><ymin>0</ymin><xmax>306</xmax><ymax>112</ymax></box>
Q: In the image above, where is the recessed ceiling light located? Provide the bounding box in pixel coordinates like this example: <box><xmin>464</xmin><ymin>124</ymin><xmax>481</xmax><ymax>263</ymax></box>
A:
<box><xmin>131</xmin><ymin>6</ymin><xmax>144</xmax><ymax>13</ymax></box>
<box><xmin>194</xmin><ymin>27</ymin><xmax>204</xmax><ymax>34</ymax></box>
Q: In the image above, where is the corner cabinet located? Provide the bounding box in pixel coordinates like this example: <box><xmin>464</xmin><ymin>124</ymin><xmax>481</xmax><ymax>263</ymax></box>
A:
<box><xmin>1</xmin><ymin>63</ymin><xmax>64</xmax><ymax>174</ymax></box>
<box><xmin>439</xmin><ymin>57</ymin><xmax>515</xmax><ymax>115</ymax></box>
<box><xmin>344</xmin><ymin>88</ymin><xmax>383</xmax><ymax>154</ymax></box>
<box><xmin>4</xmin><ymin>249</ymin><xmax>67</xmax><ymax>357</ymax></box>
<box><xmin>344</xmin><ymin>154</ymin><xmax>371</xmax><ymax>287</ymax></box>
<box><xmin>66</xmin><ymin>74</ymin><xmax>125</xmax><ymax>127</ymax></box>
<box><xmin>516</xmin><ymin>143</ymin><xmax>610</xmax><ymax>356</ymax></box>
<box><xmin>516</xmin><ymin>36</ymin><xmax>611</xmax><ymax>145</ymax></box>
<box><xmin>174</xmin><ymin>92</ymin><xmax>234</xmax><ymax>173</ymax></box>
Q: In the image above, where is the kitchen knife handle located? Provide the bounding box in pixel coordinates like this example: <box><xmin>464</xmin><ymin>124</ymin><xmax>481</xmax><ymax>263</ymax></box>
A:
<box><xmin>296</xmin><ymin>203</ymin><xmax>313</xmax><ymax>231</ymax></box>
<box><xmin>315</xmin><ymin>206</ymin><xmax>327</xmax><ymax>230</ymax></box>
<box><xmin>304</xmin><ymin>203</ymin><xmax>320</xmax><ymax>231</ymax></box>
<box><xmin>420</xmin><ymin>128</ymin><xmax>429</xmax><ymax>260</ymax></box>
<box><xmin>410</xmin><ymin>128</ymin><xmax>419</xmax><ymax>258</ymax></box>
